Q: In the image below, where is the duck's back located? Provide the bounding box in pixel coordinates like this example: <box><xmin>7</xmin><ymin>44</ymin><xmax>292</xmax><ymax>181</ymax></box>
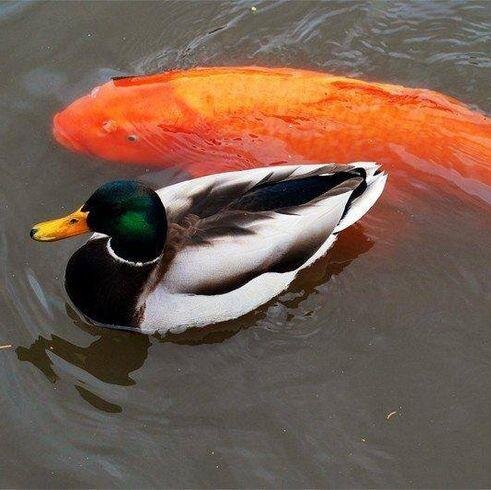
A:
<box><xmin>141</xmin><ymin>163</ymin><xmax>386</xmax><ymax>334</ymax></box>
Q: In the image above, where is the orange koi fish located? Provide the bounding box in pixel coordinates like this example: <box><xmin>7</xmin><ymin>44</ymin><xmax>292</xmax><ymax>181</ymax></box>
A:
<box><xmin>53</xmin><ymin>66</ymin><xmax>490</xmax><ymax>201</ymax></box>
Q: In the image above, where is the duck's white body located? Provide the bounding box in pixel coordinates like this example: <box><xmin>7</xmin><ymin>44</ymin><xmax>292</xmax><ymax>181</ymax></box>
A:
<box><xmin>133</xmin><ymin>163</ymin><xmax>386</xmax><ymax>334</ymax></box>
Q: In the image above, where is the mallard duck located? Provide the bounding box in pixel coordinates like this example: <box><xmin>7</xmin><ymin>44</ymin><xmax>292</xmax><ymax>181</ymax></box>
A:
<box><xmin>31</xmin><ymin>163</ymin><xmax>386</xmax><ymax>334</ymax></box>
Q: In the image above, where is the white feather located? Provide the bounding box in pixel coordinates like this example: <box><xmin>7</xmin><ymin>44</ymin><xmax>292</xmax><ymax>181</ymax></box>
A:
<box><xmin>141</xmin><ymin>235</ymin><xmax>337</xmax><ymax>334</ymax></box>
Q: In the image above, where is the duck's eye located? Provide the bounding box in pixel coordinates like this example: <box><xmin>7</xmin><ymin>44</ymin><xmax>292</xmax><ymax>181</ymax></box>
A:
<box><xmin>69</xmin><ymin>218</ymin><xmax>78</xmax><ymax>225</ymax></box>
<box><xmin>127</xmin><ymin>134</ymin><xmax>138</xmax><ymax>142</ymax></box>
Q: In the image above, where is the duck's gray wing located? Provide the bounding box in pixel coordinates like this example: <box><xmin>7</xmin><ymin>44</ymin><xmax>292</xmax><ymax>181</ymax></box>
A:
<box><xmin>156</xmin><ymin>163</ymin><xmax>370</xmax><ymax>223</ymax></box>
<box><xmin>142</xmin><ymin>163</ymin><xmax>386</xmax><ymax>333</ymax></box>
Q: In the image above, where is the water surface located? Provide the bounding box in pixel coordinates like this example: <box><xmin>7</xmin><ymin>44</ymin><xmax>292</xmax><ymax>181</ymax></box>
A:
<box><xmin>0</xmin><ymin>1</ymin><xmax>490</xmax><ymax>487</ymax></box>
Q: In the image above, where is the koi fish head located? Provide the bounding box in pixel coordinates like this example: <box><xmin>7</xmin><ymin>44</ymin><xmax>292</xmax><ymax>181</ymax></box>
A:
<box><xmin>52</xmin><ymin>81</ymin><xmax>173</xmax><ymax>165</ymax></box>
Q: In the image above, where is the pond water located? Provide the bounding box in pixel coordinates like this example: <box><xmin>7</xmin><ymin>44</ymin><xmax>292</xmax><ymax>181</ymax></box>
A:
<box><xmin>0</xmin><ymin>1</ymin><xmax>490</xmax><ymax>487</ymax></box>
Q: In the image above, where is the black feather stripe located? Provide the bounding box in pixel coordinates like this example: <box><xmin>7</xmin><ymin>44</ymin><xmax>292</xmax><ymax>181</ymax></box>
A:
<box><xmin>299</xmin><ymin>164</ymin><xmax>353</xmax><ymax>178</ymax></box>
<box><xmin>228</xmin><ymin>170</ymin><xmax>364</xmax><ymax>213</ymax></box>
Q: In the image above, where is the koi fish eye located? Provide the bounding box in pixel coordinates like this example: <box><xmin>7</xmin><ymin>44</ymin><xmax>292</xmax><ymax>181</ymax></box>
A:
<box><xmin>127</xmin><ymin>134</ymin><xmax>138</xmax><ymax>142</ymax></box>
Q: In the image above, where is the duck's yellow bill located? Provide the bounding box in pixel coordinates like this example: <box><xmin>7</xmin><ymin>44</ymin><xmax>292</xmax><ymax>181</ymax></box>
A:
<box><xmin>30</xmin><ymin>208</ymin><xmax>89</xmax><ymax>242</ymax></box>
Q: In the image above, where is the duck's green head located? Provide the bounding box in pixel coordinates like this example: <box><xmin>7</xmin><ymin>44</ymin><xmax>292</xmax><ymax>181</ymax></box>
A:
<box><xmin>30</xmin><ymin>181</ymin><xmax>167</xmax><ymax>263</ymax></box>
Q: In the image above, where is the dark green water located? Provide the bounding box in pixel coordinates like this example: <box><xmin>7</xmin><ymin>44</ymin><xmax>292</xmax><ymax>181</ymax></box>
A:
<box><xmin>0</xmin><ymin>1</ymin><xmax>490</xmax><ymax>487</ymax></box>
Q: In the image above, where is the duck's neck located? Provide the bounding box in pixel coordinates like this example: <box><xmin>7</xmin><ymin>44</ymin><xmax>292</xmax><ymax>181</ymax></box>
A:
<box><xmin>108</xmin><ymin>232</ymin><xmax>166</xmax><ymax>264</ymax></box>
<box><xmin>108</xmin><ymin>207</ymin><xmax>168</xmax><ymax>264</ymax></box>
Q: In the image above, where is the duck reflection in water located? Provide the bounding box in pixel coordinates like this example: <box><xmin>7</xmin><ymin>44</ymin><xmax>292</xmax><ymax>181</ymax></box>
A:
<box><xmin>16</xmin><ymin>224</ymin><xmax>373</xmax><ymax>411</ymax></box>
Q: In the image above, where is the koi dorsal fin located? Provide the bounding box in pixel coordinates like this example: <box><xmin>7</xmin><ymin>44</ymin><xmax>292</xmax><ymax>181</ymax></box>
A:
<box><xmin>111</xmin><ymin>71</ymin><xmax>177</xmax><ymax>87</ymax></box>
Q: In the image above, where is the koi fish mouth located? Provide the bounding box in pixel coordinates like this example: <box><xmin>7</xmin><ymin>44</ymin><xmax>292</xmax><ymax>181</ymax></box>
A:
<box><xmin>52</xmin><ymin>113</ymin><xmax>89</xmax><ymax>154</ymax></box>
